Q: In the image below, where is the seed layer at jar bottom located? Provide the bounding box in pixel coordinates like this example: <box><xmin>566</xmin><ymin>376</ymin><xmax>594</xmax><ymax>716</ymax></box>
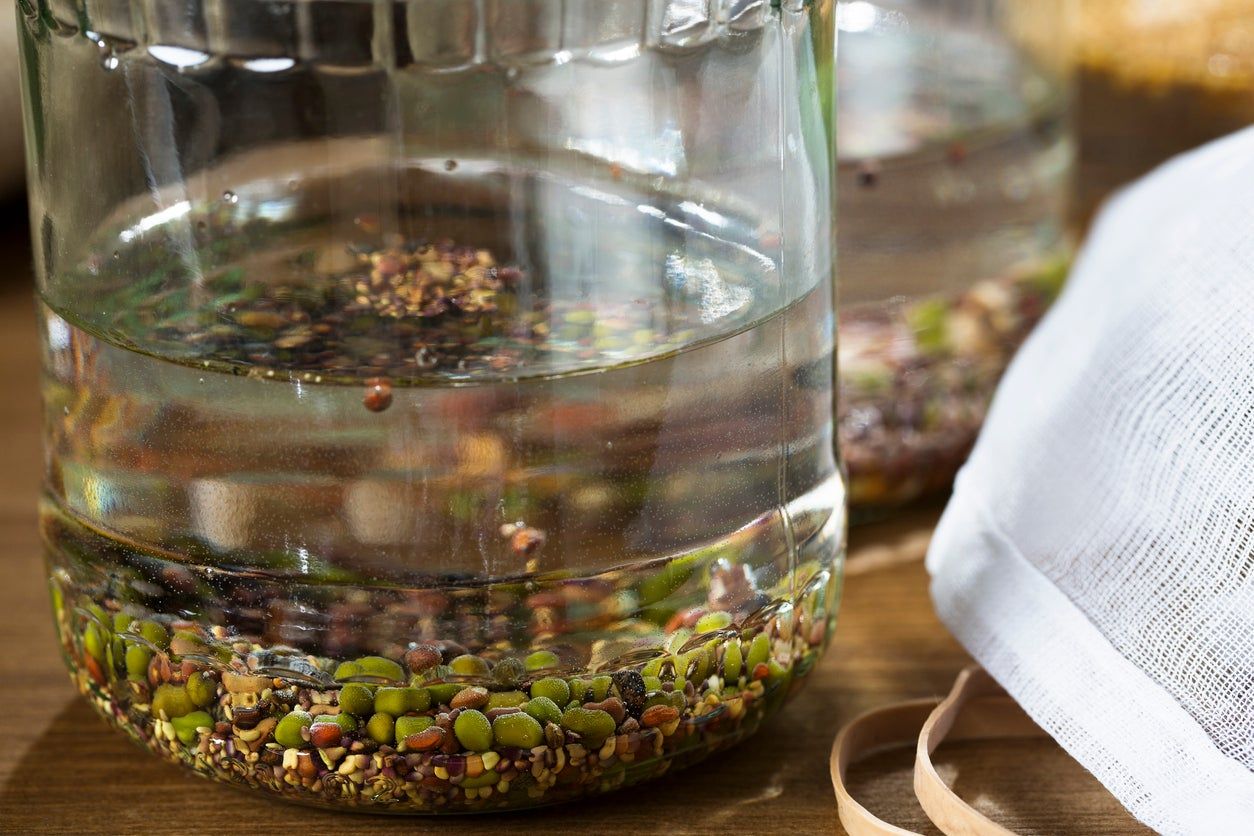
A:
<box><xmin>839</xmin><ymin>260</ymin><xmax>1068</xmax><ymax>516</ymax></box>
<box><xmin>51</xmin><ymin>502</ymin><xmax>838</xmax><ymax>813</ymax></box>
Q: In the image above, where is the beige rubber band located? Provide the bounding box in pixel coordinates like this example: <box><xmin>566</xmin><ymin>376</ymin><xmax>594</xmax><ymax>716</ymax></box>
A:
<box><xmin>830</xmin><ymin>666</ymin><xmax>1049</xmax><ymax>836</ymax></box>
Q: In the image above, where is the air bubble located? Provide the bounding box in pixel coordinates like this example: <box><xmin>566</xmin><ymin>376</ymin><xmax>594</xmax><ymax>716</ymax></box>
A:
<box><xmin>222</xmin><ymin>191</ymin><xmax>238</xmax><ymax>205</ymax></box>
<box><xmin>444</xmin><ymin>159</ymin><xmax>458</xmax><ymax>172</ymax></box>
<box><xmin>101</xmin><ymin>54</ymin><xmax>120</xmax><ymax>71</ymax></box>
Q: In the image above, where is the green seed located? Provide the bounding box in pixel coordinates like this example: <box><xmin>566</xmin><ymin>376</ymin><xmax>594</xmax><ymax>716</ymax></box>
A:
<box><xmin>642</xmin><ymin>675</ymin><xmax>663</xmax><ymax>692</ymax></box>
<box><xmin>318</xmin><ymin>712</ymin><xmax>357</xmax><ymax>732</ymax></box>
<box><xmin>125</xmin><ymin>644</ymin><xmax>153</xmax><ymax>680</ymax></box>
<box><xmin>644</xmin><ymin>691</ymin><xmax>671</xmax><ymax>710</ymax></box>
<box><xmin>449</xmin><ymin>654</ymin><xmax>490</xmax><ymax>677</ymax></box>
<box><xmin>374</xmin><ymin>686</ymin><xmax>430</xmax><ymax>716</ymax></box>
<box><xmin>492</xmin><ymin>712</ymin><xmax>543</xmax><ymax>749</ymax></box>
<box><xmin>112</xmin><ymin>612</ymin><xmax>134</xmax><ymax>633</ymax></box>
<box><xmin>486</xmin><ymin>690</ymin><xmax>528</xmax><ymax>711</ymax></box>
<box><xmin>460</xmin><ymin>771</ymin><xmax>499</xmax><ymax>789</ymax></box>
<box><xmin>491</xmin><ymin>658</ymin><xmax>526</xmax><ymax>687</ymax></box>
<box><xmin>723</xmin><ymin>640</ymin><xmax>743</xmax><ymax>683</ymax></box>
<box><xmin>453</xmin><ymin>709</ymin><xmax>493</xmax><ymax>752</ymax></box>
<box><xmin>746</xmin><ymin>632</ymin><xmax>771</xmax><ymax>671</ymax></box>
<box><xmin>426</xmin><ymin>681</ymin><xmax>462</xmax><ymax>706</ymax></box>
<box><xmin>152</xmin><ymin>684</ymin><xmax>194</xmax><ymax>719</ymax></box>
<box><xmin>171</xmin><ymin>710</ymin><xmax>214</xmax><ymax>746</ymax></box>
<box><xmin>186</xmin><ymin>671</ymin><xmax>217</xmax><ymax>707</ymax></box>
<box><xmin>275</xmin><ymin>710</ymin><xmax>314</xmax><ymax>748</ymax></box>
<box><xmin>560</xmin><ymin>707</ymin><xmax>616</xmax><ymax>747</ymax></box>
<box><xmin>589</xmin><ymin>675</ymin><xmax>613</xmax><ymax>701</ymax></box>
<box><xmin>83</xmin><ymin>622</ymin><xmax>106</xmax><ymax>663</ymax></box>
<box><xmin>365</xmin><ymin>712</ymin><xmax>395</xmax><ymax>744</ymax></box>
<box><xmin>684</xmin><ymin>649</ymin><xmax>712</xmax><ymax>682</ymax></box>
<box><xmin>338</xmin><ymin>683</ymin><xmax>375</xmax><ymax>716</ymax></box>
<box><xmin>137</xmin><ymin>620</ymin><xmax>169</xmax><ymax>650</ymax></box>
<box><xmin>695</xmin><ymin>611</ymin><xmax>733</xmax><ymax>633</ymax></box>
<box><xmin>641</xmin><ymin>657</ymin><xmax>666</xmax><ymax>679</ymax></box>
<box><xmin>522</xmin><ymin>696</ymin><xmax>562</xmax><ymax>726</ymax></box>
<box><xmin>529</xmin><ymin>676</ymin><xmax>570</xmax><ymax>705</ymax></box>
<box><xmin>336</xmin><ymin>656</ymin><xmax>404</xmax><ymax>683</ymax></box>
<box><xmin>524</xmin><ymin>650</ymin><xmax>560</xmax><ymax>672</ymax></box>
<box><xmin>395</xmin><ymin>715</ymin><xmax>435</xmax><ymax>740</ymax></box>
<box><xmin>568</xmin><ymin>677</ymin><xmax>591</xmax><ymax>701</ymax></box>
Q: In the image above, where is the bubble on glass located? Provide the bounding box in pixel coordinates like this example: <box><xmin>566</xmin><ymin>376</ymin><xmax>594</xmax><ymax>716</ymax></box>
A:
<box><xmin>222</xmin><ymin>191</ymin><xmax>238</xmax><ymax>205</ymax></box>
<box><xmin>444</xmin><ymin>160</ymin><xmax>458</xmax><ymax>172</ymax></box>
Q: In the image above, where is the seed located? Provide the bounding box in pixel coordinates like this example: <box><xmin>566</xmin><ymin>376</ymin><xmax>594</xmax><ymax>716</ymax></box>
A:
<box><xmin>450</xmin><ymin>686</ymin><xmax>489</xmax><ymax>710</ymax></box>
<box><xmin>185</xmin><ymin>671</ymin><xmax>217</xmax><ymax>707</ymax></box>
<box><xmin>583</xmin><ymin>697</ymin><xmax>625</xmax><ymax>725</ymax></box>
<box><xmin>171</xmin><ymin>710</ymin><xmax>214</xmax><ymax>746</ymax></box>
<box><xmin>295</xmin><ymin>750</ymin><xmax>319</xmax><ymax>779</ymax></box>
<box><xmin>125</xmin><ymin>644</ymin><xmax>153</xmax><ymax>679</ymax></box>
<box><xmin>375</xmin><ymin>686</ymin><xmax>431</xmax><ymax>716</ymax></box>
<box><xmin>404</xmin><ymin>644</ymin><xmax>442</xmax><ymax>674</ymax></box>
<box><xmin>449</xmin><ymin>655</ymin><xmax>490</xmax><ymax>677</ymax></box>
<box><xmin>611</xmin><ymin>670</ymin><xmax>647</xmax><ymax>718</ymax></box>
<box><xmin>522</xmin><ymin>696</ymin><xmax>562</xmax><ymax>727</ymax></box>
<box><xmin>485</xmin><ymin>690</ymin><xmax>528</xmax><ymax>711</ymax></box>
<box><xmin>403</xmin><ymin>726</ymin><xmax>445</xmax><ymax>752</ymax></box>
<box><xmin>529</xmin><ymin>676</ymin><xmax>570</xmax><ymax>706</ymax></box>
<box><xmin>152</xmin><ymin>683</ymin><xmax>194</xmax><ymax>720</ymax></box>
<box><xmin>695</xmin><ymin>611</ymin><xmax>733</xmax><ymax>633</ymax></box>
<box><xmin>746</xmin><ymin>632</ymin><xmax>771</xmax><ymax>671</ymax></box>
<box><xmin>335</xmin><ymin>656</ymin><xmax>404</xmax><ymax>683</ymax></box>
<box><xmin>640</xmin><ymin>705</ymin><xmax>680</xmax><ymax>728</ymax></box>
<box><xmin>723</xmin><ymin>639</ymin><xmax>743</xmax><ymax>683</ymax></box>
<box><xmin>453</xmin><ymin>710</ymin><xmax>493</xmax><ymax>752</ymax></box>
<box><xmin>394</xmin><ymin>715</ymin><xmax>434</xmax><ymax>741</ymax></box>
<box><xmin>366</xmin><ymin>712</ymin><xmax>395</xmax><ymax>744</ymax></box>
<box><xmin>363</xmin><ymin>378</ymin><xmax>393</xmax><ymax>412</ymax></box>
<box><xmin>524</xmin><ymin>650</ymin><xmax>559</xmax><ymax>672</ymax></box>
<box><xmin>752</xmin><ymin>663</ymin><xmax>770</xmax><ymax>681</ymax></box>
<box><xmin>491</xmin><ymin>658</ymin><xmax>526</xmax><ymax>687</ymax></box>
<box><xmin>560</xmin><ymin>707</ymin><xmax>616</xmax><ymax>747</ymax></box>
<box><xmin>338</xmin><ymin>683</ymin><xmax>375</xmax><ymax>716</ymax></box>
<box><xmin>309</xmin><ymin>723</ymin><xmax>342</xmax><ymax>749</ymax></box>
<box><xmin>492</xmin><ymin>713</ymin><xmax>543</xmax><ymax>749</ymax></box>
<box><xmin>275</xmin><ymin>710</ymin><xmax>314</xmax><ymax>749</ymax></box>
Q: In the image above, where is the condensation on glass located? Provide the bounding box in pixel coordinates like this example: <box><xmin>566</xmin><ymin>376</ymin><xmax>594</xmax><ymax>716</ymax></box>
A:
<box><xmin>19</xmin><ymin>0</ymin><xmax>843</xmax><ymax>813</ymax></box>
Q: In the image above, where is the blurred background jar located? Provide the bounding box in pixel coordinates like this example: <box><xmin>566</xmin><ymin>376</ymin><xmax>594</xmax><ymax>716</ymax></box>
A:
<box><xmin>835</xmin><ymin>0</ymin><xmax>1074</xmax><ymax>518</ymax></box>
<box><xmin>1071</xmin><ymin>0</ymin><xmax>1254</xmax><ymax>223</ymax></box>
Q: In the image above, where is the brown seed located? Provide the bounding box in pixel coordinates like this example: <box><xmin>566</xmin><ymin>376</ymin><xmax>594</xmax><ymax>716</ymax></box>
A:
<box><xmin>640</xmin><ymin>705</ymin><xmax>680</xmax><ymax>728</ymax></box>
<box><xmin>309</xmin><ymin>722</ymin><xmax>343</xmax><ymax>749</ymax></box>
<box><xmin>404</xmin><ymin>644</ymin><xmax>442</xmax><ymax>674</ymax></box>
<box><xmin>584</xmin><ymin>697</ymin><xmax>625</xmax><ymax>725</ymax></box>
<box><xmin>449</xmin><ymin>686</ymin><xmax>489</xmax><ymax>710</ymax></box>
<box><xmin>752</xmin><ymin>662</ymin><xmax>770</xmax><ymax>681</ymax></box>
<box><xmin>363</xmin><ymin>377</ymin><xmax>393</xmax><ymax>412</ymax></box>
<box><xmin>84</xmin><ymin>655</ymin><xmax>106</xmax><ymax>687</ymax></box>
<box><xmin>295</xmin><ymin>750</ymin><xmax>319</xmax><ymax>779</ymax></box>
<box><xmin>485</xmin><ymin>707</ymin><xmax>522</xmax><ymax>721</ymax></box>
<box><xmin>404</xmin><ymin>726</ymin><xmax>446</xmax><ymax>752</ymax></box>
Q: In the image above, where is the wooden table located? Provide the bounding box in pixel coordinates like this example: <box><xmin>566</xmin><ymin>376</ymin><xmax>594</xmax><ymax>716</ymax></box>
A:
<box><xmin>0</xmin><ymin>208</ymin><xmax>1147</xmax><ymax>834</ymax></box>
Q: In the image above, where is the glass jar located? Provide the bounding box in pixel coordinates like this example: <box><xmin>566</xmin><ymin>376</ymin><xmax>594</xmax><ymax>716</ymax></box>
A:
<box><xmin>19</xmin><ymin>0</ymin><xmax>841</xmax><ymax>814</ymax></box>
<box><xmin>836</xmin><ymin>0</ymin><xmax>1073</xmax><ymax>517</ymax></box>
<box><xmin>1072</xmin><ymin>0</ymin><xmax>1254</xmax><ymax>223</ymax></box>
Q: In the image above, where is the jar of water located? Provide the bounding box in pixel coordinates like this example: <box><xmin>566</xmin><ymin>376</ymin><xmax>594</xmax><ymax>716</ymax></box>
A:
<box><xmin>19</xmin><ymin>0</ymin><xmax>842</xmax><ymax>813</ymax></box>
<box><xmin>836</xmin><ymin>0</ymin><xmax>1073</xmax><ymax>516</ymax></box>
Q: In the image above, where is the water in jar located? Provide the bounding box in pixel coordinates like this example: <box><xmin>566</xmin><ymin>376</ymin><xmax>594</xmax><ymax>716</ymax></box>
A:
<box><xmin>30</xmin><ymin>1</ymin><xmax>843</xmax><ymax>812</ymax></box>
<box><xmin>836</xmin><ymin>0</ymin><xmax>1073</xmax><ymax>514</ymax></box>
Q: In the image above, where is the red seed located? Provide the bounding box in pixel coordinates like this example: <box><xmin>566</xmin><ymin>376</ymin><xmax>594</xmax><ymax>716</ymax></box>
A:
<box><xmin>363</xmin><ymin>378</ymin><xmax>393</xmax><ymax>412</ymax></box>
<box><xmin>751</xmin><ymin>662</ymin><xmax>770</xmax><ymax>681</ymax></box>
<box><xmin>309</xmin><ymin>722</ymin><xmax>342</xmax><ymax>749</ymax></box>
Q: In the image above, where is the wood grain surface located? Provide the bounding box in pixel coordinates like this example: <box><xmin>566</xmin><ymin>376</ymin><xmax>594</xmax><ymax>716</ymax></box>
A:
<box><xmin>0</xmin><ymin>203</ymin><xmax>1150</xmax><ymax>834</ymax></box>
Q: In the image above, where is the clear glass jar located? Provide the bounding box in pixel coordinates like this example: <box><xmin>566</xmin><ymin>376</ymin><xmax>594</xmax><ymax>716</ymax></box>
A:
<box><xmin>19</xmin><ymin>0</ymin><xmax>842</xmax><ymax>814</ymax></box>
<box><xmin>836</xmin><ymin>0</ymin><xmax>1073</xmax><ymax>516</ymax></box>
<box><xmin>1072</xmin><ymin>0</ymin><xmax>1254</xmax><ymax>223</ymax></box>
